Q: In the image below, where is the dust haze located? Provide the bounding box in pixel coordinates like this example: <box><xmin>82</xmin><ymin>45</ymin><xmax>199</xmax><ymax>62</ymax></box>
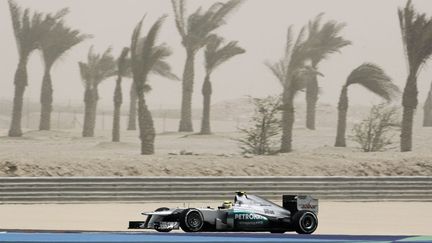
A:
<box><xmin>1</xmin><ymin>0</ymin><xmax>432</xmax><ymax>109</ymax></box>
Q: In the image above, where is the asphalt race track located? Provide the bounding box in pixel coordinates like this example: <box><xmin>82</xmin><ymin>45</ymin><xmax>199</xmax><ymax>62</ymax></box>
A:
<box><xmin>0</xmin><ymin>232</ymin><xmax>431</xmax><ymax>243</ymax></box>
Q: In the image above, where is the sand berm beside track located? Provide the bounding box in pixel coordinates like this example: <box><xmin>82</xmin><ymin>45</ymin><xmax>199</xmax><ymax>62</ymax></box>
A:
<box><xmin>0</xmin><ymin>127</ymin><xmax>432</xmax><ymax>177</ymax></box>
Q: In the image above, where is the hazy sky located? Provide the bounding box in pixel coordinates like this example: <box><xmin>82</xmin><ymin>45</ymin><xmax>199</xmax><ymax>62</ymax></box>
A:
<box><xmin>2</xmin><ymin>0</ymin><xmax>432</xmax><ymax>110</ymax></box>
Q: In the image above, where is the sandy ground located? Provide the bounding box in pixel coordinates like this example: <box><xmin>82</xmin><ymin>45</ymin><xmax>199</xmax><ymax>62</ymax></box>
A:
<box><xmin>0</xmin><ymin>124</ymin><xmax>431</xmax><ymax>177</ymax></box>
<box><xmin>0</xmin><ymin>201</ymin><xmax>431</xmax><ymax>235</ymax></box>
<box><xmin>0</xmin><ymin>102</ymin><xmax>431</xmax><ymax>177</ymax></box>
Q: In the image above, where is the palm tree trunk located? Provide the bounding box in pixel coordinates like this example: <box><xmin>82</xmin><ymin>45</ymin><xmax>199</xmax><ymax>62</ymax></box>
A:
<box><xmin>335</xmin><ymin>85</ymin><xmax>348</xmax><ymax>147</ymax></box>
<box><xmin>280</xmin><ymin>90</ymin><xmax>295</xmax><ymax>153</ymax></box>
<box><xmin>423</xmin><ymin>81</ymin><xmax>432</xmax><ymax>127</ymax></box>
<box><xmin>39</xmin><ymin>68</ymin><xmax>53</xmax><ymax>131</ymax></box>
<box><xmin>90</xmin><ymin>89</ymin><xmax>99</xmax><ymax>135</ymax></box>
<box><xmin>112</xmin><ymin>76</ymin><xmax>122</xmax><ymax>142</ymax></box>
<box><xmin>401</xmin><ymin>73</ymin><xmax>418</xmax><ymax>152</ymax></box>
<box><xmin>200</xmin><ymin>74</ymin><xmax>212</xmax><ymax>135</ymax></box>
<box><xmin>127</xmin><ymin>82</ymin><xmax>137</xmax><ymax>130</ymax></box>
<box><xmin>137</xmin><ymin>86</ymin><xmax>155</xmax><ymax>155</ymax></box>
<box><xmin>82</xmin><ymin>88</ymin><xmax>93</xmax><ymax>137</ymax></box>
<box><xmin>179</xmin><ymin>51</ymin><xmax>195</xmax><ymax>132</ymax></box>
<box><xmin>306</xmin><ymin>74</ymin><xmax>319</xmax><ymax>130</ymax></box>
<box><xmin>82</xmin><ymin>87</ymin><xmax>98</xmax><ymax>137</ymax></box>
<box><xmin>9</xmin><ymin>58</ymin><xmax>28</xmax><ymax>137</ymax></box>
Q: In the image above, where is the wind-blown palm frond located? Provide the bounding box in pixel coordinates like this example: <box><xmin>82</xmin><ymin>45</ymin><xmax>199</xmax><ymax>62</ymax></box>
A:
<box><xmin>308</xmin><ymin>13</ymin><xmax>324</xmax><ymax>38</ymax></box>
<box><xmin>8</xmin><ymin>0</ymin><xmax>22</xmax><ymax>53</ymax></box>
<box><xmin>80</xmin><ymin>46</ymin><xmax>116</xmax><ymax>87</ymax></box>
<box><xmin>8</xmin><ymin>0</ymin><xmax>68</xmax><ymax>58</ymax></box>
<box><xmin>284</xmin><ymin>26</ymin><xmax>294</xmax><ymax>61</ymax></box>
<box><xmin>41</xmin><ymin>21</ymin><xmax>91</xmax><ymax>68</ymax></box>
<box><xmin>205</xmin><ymin>35</ymin><xmax>245</xmax><ymax>74</ymax></box>
<box><xmin>265</xmin><ymin>61</ymin><xmax>286</xmax><ymax>86</ymax></box>
<box><xmin>290</xmin><ymin>26</ymin><xmax>310</xmax><ymax>69</ymax></box>
<box><xmin>131</xmin><ymin>16</ymin><xmax>177</xmax><ymax>84</ymax></box>
<box><xmin>399</xmin><ymin>0</ymin><xmax>432</xmax><ymax>74</ymax></box>
<box><xmin>29</xmin><ymin>9</ymin><xmax>69</xmax><ymax>54</ymax></box>
<box><xmin>172</xmin><ymin>0</ymin><xmax>243</xmax><ymax>51</ymax></box>
<box><xmin>152</xmin><ymin>60</ymin><xmax>179</xmax><ymax>81</ymax></box>
<box><xmin>306</xmin><ymin>13</ymin><xmax>351</xmax><ymax>66</ymax></box>
<box><xmin>131</xmin><ymin>16</ymin><xmax>145</xmax><ymax>61</ymax></box>
<box><xmin>266</xmin><ymin>25</ymin><xmax>314</xmax><ymax>91</ymax></box>
<box><xmin>209</xmin><ymin>0</ymin><xmax>242</xmax><ymax>25</ymax></box>
<box><xmin>139</xmin><ymin>16</ymin><xmax>167</xmax><ymax>67</ymax></box>
<box><xmin>51</xmin><ymin>8</ymin><xmax>69</xmax><ymax>20</ymax></box>
<box><xmin>172</xmin><ymin>0</ymin><xmax>187</xmax><ymax>39</ymax></box>
<box><xmin>346</xmin><ymin>63</ymin><xmax>400</xmax><ymax>101</ymax></box>
<box><xmin>95</xmin><ymin>47</ymin><xmax>116</xmax><ymax>84</ymax></box>
<box><xmin>147</xmin><ymin>45</ymin><xmax>173</xmax><ymax>78</ymax></box>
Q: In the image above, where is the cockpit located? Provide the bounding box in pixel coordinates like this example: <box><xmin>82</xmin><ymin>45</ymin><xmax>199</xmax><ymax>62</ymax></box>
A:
<box><xmin>233</xmin><ymin>192</ymin><xmax>279</xmax><ymax>207</ymax></box>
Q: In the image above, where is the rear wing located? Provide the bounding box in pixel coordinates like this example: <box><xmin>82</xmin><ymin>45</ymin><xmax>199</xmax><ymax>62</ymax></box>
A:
<box><xmin>282</xmin><ymin>195</ymin><xmax>318</xmax><ymax>214</ymax></box>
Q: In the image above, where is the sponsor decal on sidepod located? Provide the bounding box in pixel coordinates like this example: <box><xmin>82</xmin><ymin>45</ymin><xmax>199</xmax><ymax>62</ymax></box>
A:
<box><xmin>235</xmin><ymin>213</ymin><xmax>267</xmax><ymax>221</ymax></box>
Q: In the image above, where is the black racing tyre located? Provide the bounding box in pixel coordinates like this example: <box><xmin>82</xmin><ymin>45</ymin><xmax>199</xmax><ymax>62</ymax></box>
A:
<box><xmin>292</xmin><ymin>211</ymin><xmax>318</xmax><ymax>234</ymax></box>
<box><xmin>155</xmin><ymin>227</ymin><xmax>172</xmax><ymax>233</ymax></box>
<box><xmin>154</xmin><ymin>207</ymin><xmax>172</xmax><ymax>233</ymax></box>
<box><xmin>180</xmin><ymin>208</ymin><xmax>204</xmax><ymax>232</ymax></box>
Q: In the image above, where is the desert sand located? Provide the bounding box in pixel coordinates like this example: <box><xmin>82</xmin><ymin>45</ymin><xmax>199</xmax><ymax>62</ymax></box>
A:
<box><xmin>0</xmin><ymin>101</ymin><xmax>431</xmax><ymax>177</ymax></box>
<box><xmin>0</xmin><ymin>125</ymin><xmax>431</xmax><ymax>177</ymax></box>
<box><xmin>0</xmin><ymin>201</ymin><xmax>431</xmax><ymax>235</ymax></box>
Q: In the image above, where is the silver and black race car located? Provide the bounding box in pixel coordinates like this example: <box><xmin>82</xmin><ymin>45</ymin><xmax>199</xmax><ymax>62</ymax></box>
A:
<box><xmin>129</xmin><ymin>192</ymin><xmax>318</xmax><ymax>234</ymax></box>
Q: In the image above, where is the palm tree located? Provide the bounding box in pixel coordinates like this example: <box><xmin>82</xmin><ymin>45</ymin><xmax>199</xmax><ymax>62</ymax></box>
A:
<box><xmin>335</xmin><ymin>63</ymin><xmax>399</xmax><ymax>147</ymax></box>
<box><xmin>423</xmin><ymin>82</ymin><xmax>432</xmax><ymax>126</ymax></box>
<box><xmin>398</xmin><ymin>0</ymin><xmax>432</xmax><ymax>151</ymax></box>
<box><xmin>266</xmin><ymin>26</ymin><xmax>318</xmax><ymax>153</ymax></box>
<box><xmin>39</xmin><ymin>21</ymin><xmax>90</xmax><ymax>131</ymax></box>
<box><xmin>130</xmin><ymin>16</ymin><xmax>176</xmax><ymax>155</ymax></box>
<box><xmin>305</xmin><ymin>14</ymin><xmax>351</xmax><ymax>130</ymax></box>
<box><xmin>79</xmin><ymin>46</ymin><xmax>116</xmax><ymax>137</ymax></box>
<box><xmin>200</xmin><ymin>36</ymin><xmax>245</xmax><ymax>134</ymax></box>
<box><xmin>172</xmin><ymin>0</ymin><xmax>243</xmax><ymax>132</ymax></box>
<box><xmin>7</xmin><ymin>0</ymin><xmax>67</xmax><ymax>137</ymax></box>
<box><xmin>112</xmin><ymin>47</ymin><xmax>130</xmax><ymax>142</ymax></box>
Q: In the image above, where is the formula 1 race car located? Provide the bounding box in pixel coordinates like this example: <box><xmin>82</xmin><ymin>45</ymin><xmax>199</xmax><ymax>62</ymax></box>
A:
<box><xmin>129</xmin><ymin>192</ymin><xmax>318</xmax><ymax>234</ymax></box>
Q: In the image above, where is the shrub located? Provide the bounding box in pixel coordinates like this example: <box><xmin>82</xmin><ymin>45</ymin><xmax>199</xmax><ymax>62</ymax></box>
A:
<box><xmin>236</xmin><ymin>96</ymin><xmax>281</xmax><ymax>155</ymax></box>
<box><xmin>351</xmin><ymin>104</ymin><xmax>400</xmax><ymax>152</ymax></box>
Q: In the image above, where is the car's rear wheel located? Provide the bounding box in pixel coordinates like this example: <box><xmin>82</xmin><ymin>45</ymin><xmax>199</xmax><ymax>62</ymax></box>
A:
<box><xmin>154</xmin><ymin>207</ymin><xmax>172</xmax><ymax>233</ymax></box>
<box><xmin>292</xmin><ymin>211</ymin><xmax>318</xmax><ymax>234</ymax></box>
<box><xmin>180</xmin><ymin>208</ymin><xmax>204</xmax><ymax>232</ymax></box>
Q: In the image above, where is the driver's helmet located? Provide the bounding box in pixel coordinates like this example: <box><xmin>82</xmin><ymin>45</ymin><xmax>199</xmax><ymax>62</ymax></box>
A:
<box><xmin>222</xmin><ymin>201</ymin><xmax>233</xmax><ymax>209</ymax></box>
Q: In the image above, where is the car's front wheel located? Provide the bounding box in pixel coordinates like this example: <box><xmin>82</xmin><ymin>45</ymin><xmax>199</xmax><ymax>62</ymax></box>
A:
<box><xmin>180</xmin><ymin>208</ymin><xmax>204</xmax><ymax>232</ymax></box>
<box><xmin>292</xmin><ymin>211</ymin><xmax>318</xmax><ymax>234</ymax></box>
